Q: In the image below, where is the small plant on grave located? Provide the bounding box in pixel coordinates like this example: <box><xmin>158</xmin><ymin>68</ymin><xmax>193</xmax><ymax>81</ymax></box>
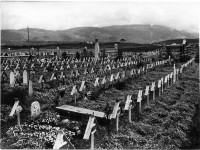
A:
<box><xmin>47</xmin><ymin>80</ymin><xmax>60</xmax><ymax>88</ymax></box>
<box><xmin>4</xmin><ymin>121</ymin><xmax>75</xmax><ymax>149</ymax></box>
<box><xmin>32</xmin><ymin>111</ymin><xmax>59</xmax><ymax>126</ymax></box>
<box><xmin>1</xmin><ymin>104</ymin><xmax>12</xmax><ymax>124</ymax></box>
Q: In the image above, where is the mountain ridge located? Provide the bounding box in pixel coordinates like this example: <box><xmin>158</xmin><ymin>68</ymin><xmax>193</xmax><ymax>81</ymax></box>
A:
<box><xmin>1</xmin><ymin>24</ymin><xmax>198</xmax><ymax>44</ymax></box>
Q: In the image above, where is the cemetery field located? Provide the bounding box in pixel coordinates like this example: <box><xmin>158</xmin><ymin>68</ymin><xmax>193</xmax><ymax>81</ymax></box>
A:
<box><xmin>1</xmin><ymin>55</ymin><xmax>199</xmax><ymax>149</ymax></box>
<box><xmin>68</xmin><ymin>61</ymin><xmax>200</xmax><ymax>149</ymax></box>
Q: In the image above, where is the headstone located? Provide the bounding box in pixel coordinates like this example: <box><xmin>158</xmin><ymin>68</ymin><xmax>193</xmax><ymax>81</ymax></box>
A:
<box><xmin>110</xmin><ymin>74</ymin><xmax>114</xmax><ymax>82</ymax></box>
<box><xmin>10</xmin><ymin>71</ymin><xmax>15</xmax><ymax>87</ymax></box>
<box><xmin>173</xmin><ymin>64</ymin><xmax>176</xmax><ymax>83</ymax></box>
<box><xmin>29</xmin><ymin>80</ymin><xmax>33</xmax><ymax>95</ymax></box>
<box><xmin>31</xmin><ymin>101</ymin><xmax>41</xmax><ymax>117</ymax></box>
<box><xmin>94</xmin><ymin>39</ymin><xmax>100</xmax><ymax>59</ymax></box>
<box><xmin>23</xmin><ymin>70</ymin><xmax>28</xmax><ymax>84</ymax></box>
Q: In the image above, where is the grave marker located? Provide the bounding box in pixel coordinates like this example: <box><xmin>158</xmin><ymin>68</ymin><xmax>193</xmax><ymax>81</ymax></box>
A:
<box><xmin>29</xmin><ymin>80</ymin><xmax>33</xmax><ymax>95</ymax></box>
<box><xmin>124</xmin><ymin>95</ymin><xmax>132</xmax><ymax>123</ymax></box>
<box><xmin>151</xmin><ymin>82</ymin><xmax>155</xmax><ymax>101</ymax></box>
<box><xmin>79</xmin><ymin>81</ymin><xmax>85</xmax><ymax>92</ymax></box>
<box><xmin>158</xmin><ymin>80</ymin><xmax>161</xmax><ymax>96</ymax></box>
<box><xmin>173</xmin><ymin>64</ymin><xmax>176</xmax><ymax>83</ymax></box>
<box><xmin>110</xmin><ymin>101</ymin><xmax>120</xmax><ymax>132</ymax></box>
<box><xmin>94</xmin><ymin>78</ymin><xmax>99</xmax><ymax>87</ymax></box>
<box><xmin>137</xmin><ymin>90</ymin><xmax>143</xmax><ymax>113</ymax></box>
<box><xmin>161</xmin><ymin>78</ymin><xmax>164</xmax><ymax>94</ymax></box>
<box><xmin>10</xmin><ymin>71</ymin><xmax>15</xmax><ymax>87</ymax></box>
<box><xmin>23</xmin><ymin>70</ymin><xmax>28</xmax><ymax>84</ymax></box>
<box><xmin>9</xmin><ymin>99</ymin><xmax>22</xmax><ymax>126</ymax></box>
<box><xmin>83</xmin><ymin>114</ymin><xmax>97</xmax><ymax>149</ymax></box>
<box><xmin>31</xmin><ymin>101</ymin><xmax>41</xmax><ymax>117</ymax></box>
<box><xmin>53</xmin><ymin>130</ymin><xmax>75</xmax><ymax>149</ymax></box>
<box><xmin>71</xmin><ymin>85</ymin><xmax>78</xmax><ymax>104</ymax></box>
<box><xmin>144</xmin><ymin>85</ymin><xmax>150</xmax><ymax>106</ymax></box>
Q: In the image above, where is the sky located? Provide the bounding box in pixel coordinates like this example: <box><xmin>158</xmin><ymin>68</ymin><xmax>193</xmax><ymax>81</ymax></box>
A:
<box><xmin>1</xmin><ymin>0</ymin><xmax>199</xmax><ymax>33</ymax></box>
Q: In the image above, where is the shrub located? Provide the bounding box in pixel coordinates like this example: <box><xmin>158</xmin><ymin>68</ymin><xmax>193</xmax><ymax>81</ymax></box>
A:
<box><xmin>137</xmin><ymin>62</ymin><xmax>145</xmax><ymax>68</ymax></box>
<box><xmin>61</xmin><ymin>52</ymin><xmax>67</xmax><ymax>59</ymax></box>
<box><xmin>1</xmin><ymin>87</ymin><xmax>27</xmax><ymax>106</ymax></box>
<box><xmin>179</xmin><ymin>55</ymin><xmax>191</xmax><ymax>63</ymax></box>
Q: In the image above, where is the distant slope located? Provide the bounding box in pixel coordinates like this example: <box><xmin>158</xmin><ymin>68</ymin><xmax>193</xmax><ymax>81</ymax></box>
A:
<box><xmin>155</xmin><ymin>38</ymin><xmax>199</xmax><ymax>45</ymax></box>
<box><xmin>1</xmin><ymin>24</ymin><xmax>199</xmax><ymax>44</ymax></box>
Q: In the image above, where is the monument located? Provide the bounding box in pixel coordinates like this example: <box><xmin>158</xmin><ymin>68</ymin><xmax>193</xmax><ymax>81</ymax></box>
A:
<box><xmin>94</xmin><ymin>39</ymin><xmax>100</xmax><ymax>59</ymax></box>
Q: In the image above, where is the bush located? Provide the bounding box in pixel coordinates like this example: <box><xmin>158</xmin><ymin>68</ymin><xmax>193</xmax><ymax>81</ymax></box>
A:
<box><xmin>179</xmin><ymin>55</ymin><xmax>191</xmax><ymax>63</ymax></box>
<box><xmin>1</xmin><ymin>87</ymin><xmax>27</xmax><ymax>106</ymax></box>
<box><xmin>137</xmin><ymin>62</ymin><xmax>145</xmax><ymax>68</ymax></box>
<box><xmin>61</xmin><ymin>52</ymin><xmax>67</xmax><ymax>59</ymax></box>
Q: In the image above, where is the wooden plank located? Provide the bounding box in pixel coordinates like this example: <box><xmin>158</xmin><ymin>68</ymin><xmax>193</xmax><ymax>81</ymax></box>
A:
<box><xmin>56</xmin><ymin>105</ymin><xmax>105</xmax><ymax>118</ymax></box>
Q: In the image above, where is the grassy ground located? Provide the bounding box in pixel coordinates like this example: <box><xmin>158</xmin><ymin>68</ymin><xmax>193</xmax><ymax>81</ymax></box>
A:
<box><xmin>1</xmin><ymin>60</ymin><xmax>199</xmax><ymax>149</ymax></box>
<box><xmin>71</xmin><ymin>62</ymin><xmax>199</xmax><ymax>149</ymax></box>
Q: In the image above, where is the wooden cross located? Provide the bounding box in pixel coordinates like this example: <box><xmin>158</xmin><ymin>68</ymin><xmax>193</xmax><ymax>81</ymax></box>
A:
<box><xmin>53</xmin><ymin>130</ymin><xmax>75</xmax><ymax>149</ymax></box>
<box><xmin>83</xmin><ymin>114</ymin><xmax>97</xmax><ymax>149</ymax></box>
<box><xmin>137</xmin><ymin>90</ymin><xmax>143</xmax><ymax>113</ymax></box>
<box><xmin>144</xmin><ymin>86</ymin><xmax>150</xmax><ymax>106</ymax></box>
<box><xmin>124</xmin><ymin>95</ymin><xmax>132</xmax><ymax>123</ymax></box>
<box><xmin>151</xmin><ymin>82</ymin><xmax>155</xmax><ymax>101</ymax></box>
<box><xmin>71</xmin><ymin>85</ymin><xmax>78</xmax><ymax>104</ymax></box>
<box><xmin>9</xmin><ymin>99</ymin><xmax>22</xmax><ymax>127</ymax></box>
<box><xmin>110</xmin><ymin>101</ymin><xmax>120</xmax><ymax>132</ymax></box>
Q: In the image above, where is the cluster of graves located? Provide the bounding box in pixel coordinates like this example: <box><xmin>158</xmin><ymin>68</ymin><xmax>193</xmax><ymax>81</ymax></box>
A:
<box><xmin>2</xmin><ymin>47</ymin><xmax>195</xmax><ymax>149</ymax></box>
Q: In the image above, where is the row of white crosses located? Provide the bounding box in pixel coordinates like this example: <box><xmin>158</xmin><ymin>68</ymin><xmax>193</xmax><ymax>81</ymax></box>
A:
<box><xmin>123</xmin><ymin>57</ymin><xmax>195</xmax><ymax>123</ymax></box>
<box><xmin>69</xmin><ymin>57</ymin><xmax>170</xmax><ymax>91</ymax></box>
<box><xmin>7</xmin><ymin>56</ymin><xmax>170</xmax><ymax>102</ymax></box>
<box><xmin>4</xmin><ymin>50</ymin><xmax>166</xmax><ymax>85</ymax></box>
<box><xmin>2</xmin><ymin>52</ymin><xmax>153</xmax><ymax>73</ymax></box>
<box><xmin>54</xmin><ymin>57</ymin><xmax>195</xmax><ymax>150</ymax></box>
<box><xmin>2</xmin><ymin>51</ymin><xmax>156</xmax><ymax>79</ymax></box>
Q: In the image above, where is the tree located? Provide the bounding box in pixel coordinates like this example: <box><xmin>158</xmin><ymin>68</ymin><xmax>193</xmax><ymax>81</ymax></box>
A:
<box><xmin>88</xmin><ymin>51</ymin><xmax>94</xmax><ymax>57</ymax></box>
<box><xmin>101</xmin><ymin>49</ymin><xmax>106</xmax><ymax>61</ymax></box>
<box><xmin>61</xmin><ymin>52</ymin><xmax>67</xmax><ymax>59</ymax></box>
<box><xmin>75</xmin><ymin>51</ymin><xmax>80</xmax><ymax>60</ymax></box>
<box><xmin>81</xmin><ymin>48</ymin><xmax>88</xmax><ymax>58</ymax></box>
<box><xmin>115</xmin><ymin>50</ymin><xmax>123</xmax><ymax>61</ymax></box>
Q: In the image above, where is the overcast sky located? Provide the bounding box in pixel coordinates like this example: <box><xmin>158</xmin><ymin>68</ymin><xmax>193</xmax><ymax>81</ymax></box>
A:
<box><xmin>1</xmin><ymin>0</ymin><xmax>199</xmax><ymax>33</ymax></box>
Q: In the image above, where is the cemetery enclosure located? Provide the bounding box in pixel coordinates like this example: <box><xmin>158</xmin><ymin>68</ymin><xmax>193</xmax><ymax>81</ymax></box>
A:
<box><xmin>1</xmin><ymin>50</ymin><xmax>199</xmax><ymax>149</ymax></box>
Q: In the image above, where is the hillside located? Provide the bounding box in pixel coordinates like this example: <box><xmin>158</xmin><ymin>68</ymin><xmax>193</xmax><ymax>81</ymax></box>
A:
<box><xmin>1</xmin><ymin>24</ymin><xmax>198</xmax><ymax>44</ymax></box>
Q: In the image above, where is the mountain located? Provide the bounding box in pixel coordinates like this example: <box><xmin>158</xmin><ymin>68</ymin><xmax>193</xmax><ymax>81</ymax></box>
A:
<box><xmin>1</xmin><ymin>24</ymin><xmax>198</xmax><ymax>44</ymax></box>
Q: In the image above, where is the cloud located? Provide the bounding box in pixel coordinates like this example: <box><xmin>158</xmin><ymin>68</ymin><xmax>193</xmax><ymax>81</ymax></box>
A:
<box><xmin>1</xmin><ymin>1</ymin><xmax>199</xmax><ymax>33</ymax></box>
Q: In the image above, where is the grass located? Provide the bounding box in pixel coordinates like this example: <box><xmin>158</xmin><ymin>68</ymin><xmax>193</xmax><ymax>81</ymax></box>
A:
<box><xmin>1</xmin><ymin>58</ymin><xmax>199</xmax><ymax>149</ymax></box>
